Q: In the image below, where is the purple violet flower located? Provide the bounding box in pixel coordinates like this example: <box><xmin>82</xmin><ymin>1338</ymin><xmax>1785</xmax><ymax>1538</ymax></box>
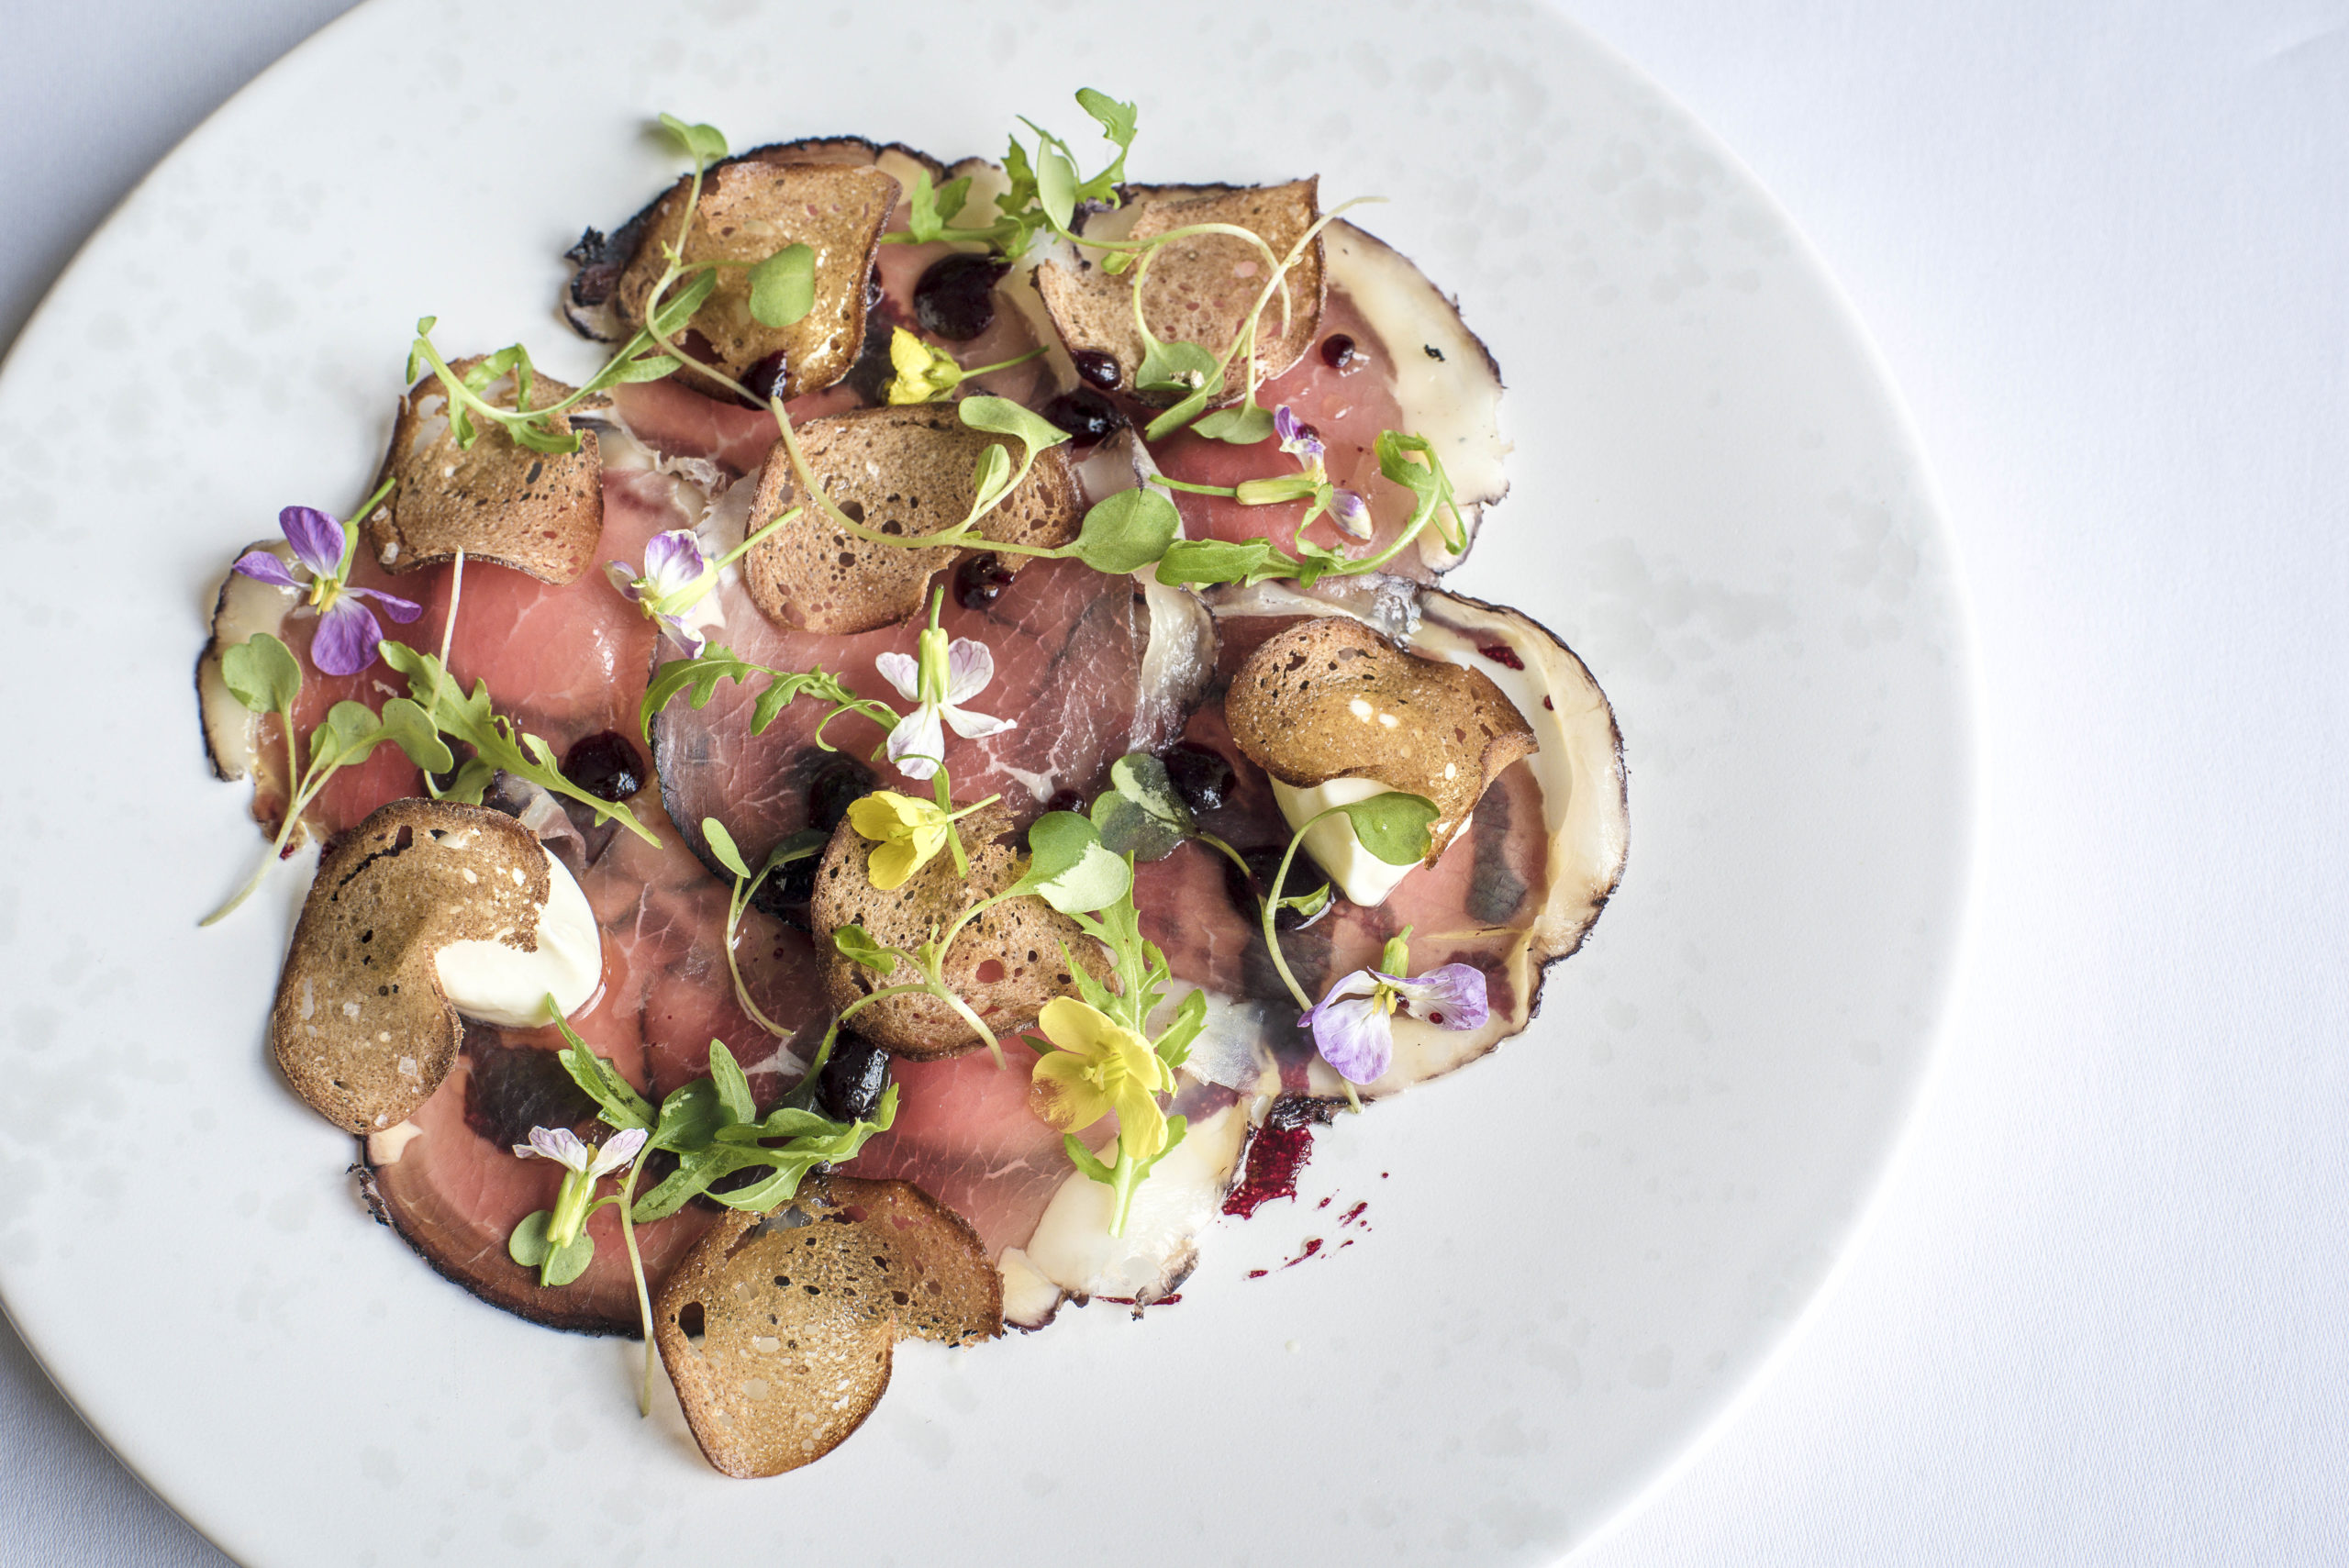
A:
<box><xmin>606</xmin><ymin>528</ymin><xmax>718</xmax><ymax>657</ymax></box>
<box><xmin>1302</xmin><ymin>961</ymin><xmax>1490</xmax><ymax>1084</ymax></box>
<box><xmin>231</xmin><ymin>505</ymin><xmax>423</xmax><ymax>677</ymax></box>
<box><xmin>1329</xmin><ymin>486</ymin><xmax>1373</xmax><ymax>540</ymax></box>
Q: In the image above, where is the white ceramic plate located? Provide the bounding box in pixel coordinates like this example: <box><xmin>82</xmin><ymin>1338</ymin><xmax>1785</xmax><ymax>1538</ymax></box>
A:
<box><xmin>0</xmin><ymin>2</ymin><xmax>1968</xmax><ymax>1562</ymax></box>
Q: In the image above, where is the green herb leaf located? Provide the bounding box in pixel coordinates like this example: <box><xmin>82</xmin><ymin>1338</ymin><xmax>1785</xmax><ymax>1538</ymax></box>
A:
<box><xmin>901</xmin><ymin>170</ymin><xmax>973</xmax><ymax>243</ymax></box>
<box><xmin>833</xmin><ymin>924</ymin><xmax>897</xmax><ymax>974</ymax></box>
<box><xmin>748</xmin><ymin>242</ymin><xmax>816</xmax><ymax>328</ymax></box>
<box><xmin>374</xmin><ymin>697</ymin><xmax>455</xmax><ymax>774</ymax></box>
<box><xmin>1276</xmin><ymin>880</ymin><xmax>1334</xmax><ymax>922</ymax></box>
<box><xmin>657</xmin><ymin>112</ymin><xmax>729</xmax><ymax>165</ymax></box>
<box><xmin>1337</xmin><ymin>791</ymin><xmax>1442</xmax><ymax>866</ymax></box>
<box><xmin>970</xmin><ymin>440</ymin><xmax>1014</xmax><ymax>516</ymax></box>
<box><xmin>507</xmin><ymin>1210</ymin><xmax>556</xmax><ymax>1268</ymax></box>
<box><xmin>651</xmin><ymin>1078</ymin><xmax>726</xmax><ymax>1153</ymax></box>
<box><xmin>1074</xmin><ymin>88</ymin><xmax>1139</xmax><ymax>189</ymax></box>
<box><xmin>1154</xmin><ymin>536</ymin><xmax>1298</xmax><ymax>587</ymax></box>
<box><xmin>1089</xmin><ymin>752</ymin><xmax>1192</xmax><ymax>862</ymax></box>
<box><xmin>1065</xmin><ymin>487</ymin><xmax>1178</xmax><ymax>573</ymax></box>
<box><xmin>1134</xmin><ymin>339</ymin><xmax>1219</xmax><ymax>398</ymax></box>
<box><xmin>541</xmin><ymin>1223</ymin><xmax>595</xmax><ymax>1286</ymax></box>
<box><xmin>1152</xmin><ymin>987</ymin><xmax>1208</xmax><ymax>1073</ymax></box>
<box><xmin>1063</xmin><ymin>1134</ymin><xmax>1116</xmax><ymax>1185</ymax></box>
<box><xmin>1037</xmin><ymin>146</ymin><xmax>1078</xmax><ymax>231</ymax></box>
<box><xmin>647</xmin><ymin>269</ymin><xmax>718</xmax><ymax>341</ymax></box>
<box><xmin>707</xmin><ymin>1040</ymin><xmax>757</xmax><ymax>1128</ymax></box>
<box><xmin>551</xmin><ymin>1007</ymin><xmax>656</xmax><ymax>1130</ymax></box>
<box><xmin>957</xmin><ymin>394</ymin><xmax>1072</xmax><ymax>457</ymax></box>
<box><xmin>219</xmin><ymin>633</ymin><xmax>301</xmax><ymax>716</ymax></box>
<box><xmin>1192</xmin><ymin>404</ymin><xmax>1275</xmax><ymax>445</ymax></box>
<box><xmin>701</xmin><ymin>817</ymin><xmax>751</xmax><ymax>880</ymax></box>
<box><xmin>1016</xmin><ymin>811</ymin><xmax>1132</xmax><ymax>914</ymax></box>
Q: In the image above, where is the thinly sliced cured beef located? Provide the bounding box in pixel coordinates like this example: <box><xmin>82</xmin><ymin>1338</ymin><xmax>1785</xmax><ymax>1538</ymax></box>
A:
<box><xmin>1133</xmin><ymin>575</ymin><xmax>1627</xmax><ymax>1099</ymax></box>
<box><xmin>652</xmin><ymin>532</ymin><xmax>1211</xmax><ymax>876</ymax></box>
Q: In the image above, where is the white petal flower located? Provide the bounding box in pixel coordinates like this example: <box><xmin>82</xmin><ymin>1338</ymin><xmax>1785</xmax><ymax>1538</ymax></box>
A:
<box><xmin>875</xmin><ymin>633</ymin><xmax>1012</xmax><ymax>781</ymax></box>
<box><xmin>587</xmin><ymin>1126</ymin><xmax>649</xmax><ymax>1178</ymax></box>
<box><xmin>515</xmin><ymin>1125</ymin><xmax>592</xmax><ymax>1173</ymax></box>
<box><xmin>886</xmin><ymin>702</ymin><xmax>947</xmax><ymax>781</ymax></box>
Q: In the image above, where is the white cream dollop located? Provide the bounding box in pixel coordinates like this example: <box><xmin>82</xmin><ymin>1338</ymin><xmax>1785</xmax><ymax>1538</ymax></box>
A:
<box><xmin>433</xmin><ymin>847</ymin><xmax>602</xmax><ymax>1028</ymax></box>
<box><xmin>1269</xmin><ymin>776</ymin><xmax>1448</xmax><ymax>908</ymax></box>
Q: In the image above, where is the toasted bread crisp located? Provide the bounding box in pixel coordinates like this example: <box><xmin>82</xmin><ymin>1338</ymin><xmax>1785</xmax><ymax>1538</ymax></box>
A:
<box><xmin>362</xmin><ymin>358</ymin><xmax>605</xmax><ymax>585</ymax></box>
<box><xmin>271</xmin><ymin>800</ymin><xmax>551</xmax><ymax>1134</ymax></box>
<box><xmin>740</xmin><ymin>405</ymin><xmax>1085</xmax><ymax>635</ymax></box>
<box><xmin>1035</xmin><ymin>179</ymin><xmax>1326</xmax><ymax>402</ymax></box>
<box><xmin>654</xmin><ymin>1175</ymin><xmax>1002</xmax><ymax>1478</ymax></box>
<box><xmin>610</xmin><ymin>160</ymin><xmax>898</xmax><ymax>397</ymax></box>
<box><xmin>1225</xmin><ymin>617</ymin><xmax>1537</xmax><ymax>862</ymax></box>
<box><xmin>810</xmin><ymin>803</ymin><xmax>1107</xmax><ymax>1058</ymax></box>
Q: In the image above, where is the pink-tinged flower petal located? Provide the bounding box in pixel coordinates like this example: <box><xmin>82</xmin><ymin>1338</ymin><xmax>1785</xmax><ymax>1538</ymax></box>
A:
<box><xmin>874</xmin><ymin>651</ymin><xmax>922</xmax><ymax>704</ymax></box>
<box><xmin>887</xmin><ymin>704</ymin><xmax>946</xmax><ymax>780</ymax></box>
<box><xmin>941</xmin><ymin>638</ymin><xmax>995</xmax><ymax>705</ymax></box>
<box><xmin>1329</xmin><ymin>488</ymin><xmax>1373</xmax><ymax>540</ymax></box>
<box><xmin>310</xmin><ymin>597</ymin><xmax>386</xmax><ymax>677</ymax></box>
<box><xmin>941</xmin><ymin>703</ymin><xmax>1015</xmax><ymax>741</ymax></box>
<box><xmin>231</xmin><ymin>550</ymin><xmax>302</xmax><ymax>590</ymax></box>
<box><xmin>349</xmin><ymin>584</ymin><xmax>425</xmax><ymax>624</ymax></box>
<box><xmin>588</xmin><ymin>1126</ymin><xmax>649</xmax><ymax>1178</ymax></box>
<box><xmin>658</xmin><ymin>613</ymin><xmax>707</xmax><ymax>661</ymax></box>
<box><xmin>279</xmin><ymin>506</ymin><xmax>347</xmax><ymax>578</ymax></box>
<box><xmin>606</xmin><ymin>561</ymin><xmax>647</xmax><ymax>602</ymax></box>
<box><xmin>640</xmin><ymin>529</ymin><xmax>708</xmax><ymax>595</ymax></box>
<box><xmin>1308</xmin><ymin>993</ymin><xmax>1393</xmax><ymax>1084</ymax></box>
<box><xmin>520</xmin><ymin>1125</ymin><xmax>591</xmax><ymax>1173</ymax></box>
<box><xmin>1393</xmin><ymin>962</ymin><xmax>1489</xmax><ymax>1030</ymax></box>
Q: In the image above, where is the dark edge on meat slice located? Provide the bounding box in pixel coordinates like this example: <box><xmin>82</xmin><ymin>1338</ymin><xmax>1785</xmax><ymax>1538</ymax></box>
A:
<box><xmin>640</xmin><ymin>634</ymin><xmax>753</xmax><ymax>894</ymax></box>
<box><xmin>564</xmin><ymin>137</ymin><xmax>956</xmax><ymax>340</ymax></box>
<box><xmin>351</xmin><ymin>1149</ymin><xmax>648</xmax><ymax>1337</ymax></box>
<box><xmin>1207</xmin><ymin>581</ymin><xmax>1628</xmax><ymax>1105</ymax></box>
<box><xmin>195</xmin><ymin>567</ymin><xmax>239</xmax><ymax>783</ymax></box>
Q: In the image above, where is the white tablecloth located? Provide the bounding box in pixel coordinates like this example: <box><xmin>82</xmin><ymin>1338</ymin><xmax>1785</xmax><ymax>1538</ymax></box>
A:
<box><xmin>4</xmin><ymin>2</ymin><xmax>2341</xmax><ymax>1562</ymax></box>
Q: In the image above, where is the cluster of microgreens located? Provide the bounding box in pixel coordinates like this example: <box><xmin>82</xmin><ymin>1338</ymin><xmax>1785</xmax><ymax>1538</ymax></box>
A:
<box><xmin>506</xmin><ymin>995</ymin><xmax>896</xmax><ymax>1412</ymax></box>
<box><xmin>209</xmin><ymin>95</ymin><xmax>1497</xmax><ymax>1336</ymax></box>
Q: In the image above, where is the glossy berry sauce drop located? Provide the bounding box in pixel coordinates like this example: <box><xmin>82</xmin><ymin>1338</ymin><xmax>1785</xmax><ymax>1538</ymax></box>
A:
<box><xmin>1072</xmin><ymin>350</ymin><xmax>1121</xmax><ymax>390</ymax></box>
<box><xmin>561</xmin><ymin>731</ymin><xmax>646</xmax><ymax>801</ymax></box>
<box><xmin>1041</xmin><ymin>387</ymin><xmax>1125</xmax><ymax>444</ymax></box>
<box><xmin>954</xmin><ymin>552</ymin><xmax>1017</xmax><ymax>609</ymax></box>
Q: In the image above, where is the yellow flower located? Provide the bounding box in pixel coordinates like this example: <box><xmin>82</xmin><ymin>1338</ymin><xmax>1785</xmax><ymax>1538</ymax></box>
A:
<box><xmin>883</xmin><ymin>328</ymin><xmax>963</xmax><ymax>406</ymax></box>
<box><xmin>1027</xmin><ymin>997</ymin><xmax>1172</xmax><ymax>1161</ymax></box>
<box><xmin>847</xmin><ymin>790</ymin><xmax>953</xmax><ymax>890</ymax></box>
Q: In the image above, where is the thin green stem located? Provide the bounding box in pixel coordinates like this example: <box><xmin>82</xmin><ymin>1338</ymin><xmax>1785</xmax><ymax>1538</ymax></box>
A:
<box><xmin>614</xmin><ymin>1156</ymin><xmax>658</xmax><ymax>1417</ymax></box>
<box><xmin>1261</xmin><ymin>810</ymin><xmax>1346</xmax><ymax>1013</ymax></box>
<box><xmin>1154</xmin><ymin>475</ymin><xmax>1240</xmax><ymax>497</ymax></box>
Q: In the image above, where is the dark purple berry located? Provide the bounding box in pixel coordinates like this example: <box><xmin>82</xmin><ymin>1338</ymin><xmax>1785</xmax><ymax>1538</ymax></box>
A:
<box><xmin>1162</xmin><ymin>741</ymin><xmax>1236</xmax><ymax>816</ymax></box>
<box><xmin>954</xmin><ymin>552</ymin><xmax>1017</xmax><ymax>610</ymax></box>
<box><xmin>1041</xmin><ymin>388</ymin><xmax>1126</xmax><ymax>444</ymax></box>
<box><xmin>913</xmin><ymin>253</ymin><xmax>1008</xmax><ymax>340</ymax></box>
<box><xmin>561</xmin><ymin>731</ymin><xmax>646</xmax><ymax>802</ymax></box>
<box><xmin>742</xmin><ymin>350</ymin><xmax>791</xmax><ymax>402</ymax></box>
<box><xmin>1072</xmin><ymin>350</ymin><xmax>1122</xmax><ymax>390</ymax></box>
<box><xmin>1319</xmin><ymin>333</ymin><xmax>1357</xmax><ymax>370</ymax></box>
<box><xmin>1223</xmin><ymin>845</ymin><xmax>1335</xmax><ymax>930</ymax></box>
<box><xmin>815</xmin><ymin>1033</ymin><xmax>892</xmax><ymax>1122</ymax></box>
<box><xmin>1042</xmin><ymin>789</ymin><xmax>1087</xmax><ymax>817</ymax></box>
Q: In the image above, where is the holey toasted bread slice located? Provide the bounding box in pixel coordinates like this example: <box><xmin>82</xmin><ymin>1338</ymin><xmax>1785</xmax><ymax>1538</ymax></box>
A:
<box><xmin>654</xmin><ymin>1176</ymin><xmax>1000</xmax><ymax>1478</ymax></box>
<box><xmin>611</xmin><ymin>160</ymin><xmax>899</xmax><ymax>398</ymax></box>
<box><xmin>809</xmin><ymin>802</ymin><xmax>1108</xmax><ymax>1059</ymax></box>
<box><xmin>1226</xmin><ymin>616</ymin><xmax>1537</xmax><ymax>874</ymax></box>
<box><xmin>740</xmin><ymin>405</ymin><xmax>1084</xmax><ymax>636</ymax></box>
<box><xmin>1035</xmin><ymin>179</ymin><xmax>1326</xmax><ymax>404</ymax></box>
<box><xmin>273</xmin><ymin>802</ymin><xmax>551</xmax><ymax>1134</ymax></box>
<box><xmin>363</xmin><ymin>357</ymin><xmax>607</xmax><ymax>585</ymax></box>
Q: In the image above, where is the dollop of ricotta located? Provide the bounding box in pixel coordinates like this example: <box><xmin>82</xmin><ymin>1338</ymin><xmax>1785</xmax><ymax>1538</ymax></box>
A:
<box><xmin>433</xmin><ymin>847</ymin><xmax>602</xmax><ymax>1028</ymax></box>
<box><xmin>1270</xmin><ymin>776</ymin><xmax>1449</xmax><ymax>908</ymax></box>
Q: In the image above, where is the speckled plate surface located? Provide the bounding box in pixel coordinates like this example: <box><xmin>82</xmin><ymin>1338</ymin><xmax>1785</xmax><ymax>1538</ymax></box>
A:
<box><xmin>0</xmin><ymin>3</ymin><xmax>1968</xmax><ymax>1562</ymax></box>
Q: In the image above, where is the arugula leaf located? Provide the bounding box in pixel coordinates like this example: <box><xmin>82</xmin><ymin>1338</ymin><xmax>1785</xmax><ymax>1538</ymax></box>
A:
<box><xmin>379</xmin><ymin>642</ymin><xmax>654</xmax><ymax>843</ymax></box>
<box><xmin>900</xmin><ymin>170</ymin><xmax>973</xmax><ymax>243</ymax></box>
<box><xmin>1338</xmin><ymin>791</ymin><xmax>1442</xmax><ymax>865</ymax></box>
<box><xmin>1064</xmin><ymin>487</ymin><xmax>1178</xmax><ymax>573</ymax></box>
<box><xmin>1376</xmin><ymin>429</ymin><xmax>1464</xmax><ymax>552</ymax></box>
<box><xmin>220</xmin><ymin>633</ymin><xmax>301</xmax><ymax>716</ymax></box>
<box><xmin>1074</xmin><ymin>88</ymin><xmax>1139</xmax><ymax>194</ymax></box>
<box><xmin>657</xmin><ymin>112</ymin><xmax>729</xmax><ymax>165</ymax></box>
<box><xmin>1152</xmin><ymin>986</ymin><xmax>1208</xmax><ymax>1073</ymax></box>
<box><xmin>701</xmin><ymin>816</ymin><xmax>751</xmax><ymax>880</ymax></box>
<box><xmin>833</xmin><ymin>924</ymin><xmax>897</xmax><ymax>974</ymax></box>
<box><xmin>647</xmin><ymin>270</ymin><xmax>718</xmax><ymax>342</ymax></box>
<box><xmin>748</xmin><ymin>243</ymin><xmax>816</xmax><ymax>328</ymax></box>
<box><xmin>1014</xmin><ymin>811</ymin><xmax>1131</xmax><ymax>914</ymax></box>
<box><xmin>1063</xmin><ymin>1134</ymin><xmax>1115</xmax><ymax>1184</ymax></box>
<box><xmin>761</xmin><ymin>828</ymin><xmax>828</xmax><ymax>878</ymax></box>
<box><xmin>551</xmin><ymin>1007</ymin><xmax>656</xmax><ymax>1130</ymax></box>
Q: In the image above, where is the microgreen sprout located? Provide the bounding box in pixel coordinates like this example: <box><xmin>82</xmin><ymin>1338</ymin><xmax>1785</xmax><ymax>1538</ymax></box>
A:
<box><xmin>1152</xmin><ymin>429</ymin><xmax>1469</xmax><ymax>589</ymax></box>
<box><xmin>525</xmin><ymin>999</ymin><xmax>897</xmax><ymax>1415</ymax></box>
<box><xmin>700</xmin><ymin>817</ymin><xmax>827</xmax><ymax>1050</ymax></box>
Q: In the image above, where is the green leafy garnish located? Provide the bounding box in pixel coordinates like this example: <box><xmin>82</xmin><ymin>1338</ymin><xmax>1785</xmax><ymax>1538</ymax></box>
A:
<box><xmin>1065</xmin><ymin>487</ymin><xmax>1180</xmax><ymax>574</ymax></box>
<box><xmin>747</xmin><ymin>242</ymin><xmax>816</xmax><ymax>328</ymax></box>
